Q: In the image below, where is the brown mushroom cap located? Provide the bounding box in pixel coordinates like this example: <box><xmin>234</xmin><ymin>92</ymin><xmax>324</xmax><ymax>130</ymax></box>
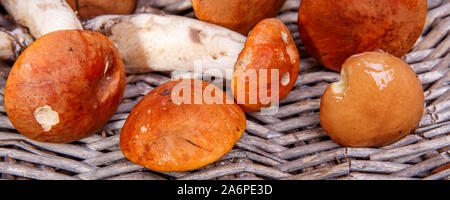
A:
<box><xmin>4</xmin><ymin>30</ymin><xmax>126</xmax><ymax>143</ymax></box>
<box><xmin>298</xmin><ymin>0</ymin><xmax>427</xmax><ymax>71</ymax></box>
<box><xmin>231</xmin><ymin>18</ymin><xmax>300</xmax><ymax>112</ymax></box>
<box><xmin>191</xmin><ymin>0</ymin><xmax>286</xmax><ymax>35</ymax></box>
<box><xmin>320</xmin><ymin>51</ymin><xmax>425</xmax><ymax>147</ymax></box>
<box><xmin>120</xmin><ymin>79</ymin><xmax>246</xmax><ymax>172</ymax></box>
<box><xmin>66</xmin><ymin>0</ymin><xmax>136</xmax><ymax>20</ymax></box>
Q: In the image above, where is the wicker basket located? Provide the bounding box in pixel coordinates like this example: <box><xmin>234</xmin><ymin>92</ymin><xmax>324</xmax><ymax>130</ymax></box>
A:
<box><xmin>0</xmin><ymin>0</ymin><xmax>449</xmax><ymax>180</ymax></box>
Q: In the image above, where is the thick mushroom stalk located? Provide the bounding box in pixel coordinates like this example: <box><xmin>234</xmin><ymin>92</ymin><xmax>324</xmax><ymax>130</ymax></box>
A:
<box><xmin>84</xmin><ymin>14</ymin><xmax>246</xmax><ymax>79</ymax></box>
<box><xmin>0</xmin><ymin>0</ymin><xmax>82</xmax><ymax>39</ymax></box>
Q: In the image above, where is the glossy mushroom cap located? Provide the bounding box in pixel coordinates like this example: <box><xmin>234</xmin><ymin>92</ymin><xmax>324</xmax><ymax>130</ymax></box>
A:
<box><xmin>4</xmin><ymin>30</ymin><xmax>126</xmax><ymax>143</ymax></box>
<box><xmin>120</xmin><ymin>79</ymin><xmax>246</xmax><ymax>172</ymax></box>
<box><xmin>232</xmin><ymin>18</ymin><xmax>300</xmax><ymax>112</ymax></box>
<box><xmin>298</xmin><ymin>0</ymin><xmax>427</xmax><ymax>71</ymax></box>
<box><xmin>320</xmin><ymin>51</ymin><xmax>425</xmax><ymax>147</ymax></box>
<box><xmin>191</xmin><ymin>0</ymin><xmax>286</xmax><ymax>35</ymax></box>
<box><xmin>66</xmin><ymin>0</ymin><xmax>136</xmax><ymax>19</ymax></box>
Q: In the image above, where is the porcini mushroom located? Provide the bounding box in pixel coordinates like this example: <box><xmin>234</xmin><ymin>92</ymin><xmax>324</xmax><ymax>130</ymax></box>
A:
<box><xmin>320</xmin><ymin>51</ymin><xmax>425</xmax><ymax>147</ymax></box>
<box><xmin>4</xmin><ymin>30</ymin><xmax>126</xmax><ymax>143</ymax></box>
<box><xmin>120</xmin><ymin>79</ymin><xmax>246</xmax><ymax>172</ymax></box>
<box><xmin>298</xmin><ymin>0</ymin><xmax>427</xmax><ymax>71</ymax></box>
<box><xmin>191</xmin><ymin>0</ymin><xmax>286</xmax><ymax>35</ymax></box>
<box><xmin>231</xmin><ymin>18</ymin><xmax>300</xmax><ymax>112</ymax></box>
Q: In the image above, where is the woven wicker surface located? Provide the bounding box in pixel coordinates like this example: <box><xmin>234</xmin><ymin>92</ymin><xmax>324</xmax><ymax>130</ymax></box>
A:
<box><xmin>0</xmin><ymin>0</ymin><xmax>449</xmax><ymax>180</ymax></box>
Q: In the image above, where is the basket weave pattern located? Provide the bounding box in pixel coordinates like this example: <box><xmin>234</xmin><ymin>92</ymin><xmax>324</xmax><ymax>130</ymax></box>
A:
<box><xmin>0</xmin><ymin>0</ymin><xmax>449</xmax><ymax>180</ymax></box>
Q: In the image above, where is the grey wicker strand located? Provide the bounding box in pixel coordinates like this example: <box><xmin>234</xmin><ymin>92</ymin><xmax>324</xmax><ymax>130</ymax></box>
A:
<box><xmin>0</xmin><ymin>0</ymin><xmax>449</xmax><ymax>180</ymax></box>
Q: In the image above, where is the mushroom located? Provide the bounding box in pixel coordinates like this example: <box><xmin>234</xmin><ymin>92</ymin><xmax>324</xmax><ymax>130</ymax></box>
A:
<box><xmin>0</xmin><ymin>27</ymin><xmax>34</xmax><ymax>61</ymax></box>
<box><xmin>66</xmin><ymin>0</ymin><xmax>137</xmax><ymax>20</ymax></box>
<box><xmin>231</xmin><ymin>18</ymin><xmax>300</xmax><ymax>112</ymax></box>
<box><xmin>191</xmin><ymin>0</ymin><xmax>286</xmax><ymax>35</ymax></box>
<box><xmin>120</xmin><ymin>79</ymin><xmax>246</xmax><ymax>172</ymax></box>
<box><xmin>84</xmin><ymin>14</ymin><xmax>246</xmax><ymax>79</ymax></box>
<box><xmin>320</xmin><ymin>51</ymin><xmax>425</xmax><ymax>147</ymax></box>
<box><xmin>297</xmin><ymin>0</ymin><xmax>427</xmax><ymax>71</ymax></box>
<box><xmin>0</xmin><ymin>0</ymin><xmax>82</xmax><ymax>39</ymax></box>
<box><xmin>3</xmin><ymin>1</ymin><xmax>298</xmax><ymax>86</ymax></box>
<box><xmin>0</xmin><ymin>31</ymin><xmax>17</xmax><ymax>61</ymax></box>
<box><xmin>4</xmin><ymin>30</ymin><xmax>126</xmax><ymax>143</ymax></box>
<box><xmin>87</xmin><ymin>16</ymin><xmax>299</xmax><ymax>113</ymax></box>
<box><xmin>1</xmin><ymin>0</ymin><xmax>245</xmax><ymax>78</ymax></box>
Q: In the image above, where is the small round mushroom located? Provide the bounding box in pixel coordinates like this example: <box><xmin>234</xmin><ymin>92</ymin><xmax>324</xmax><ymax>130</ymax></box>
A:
<box><xmin>66</xmin><ymin>0</ymin><xmax>136</xmax><ymax>19</ymax></box>
<box><xmin>231</xmin><ymin>18</ymin><xmax>300</xmax><ymax>112</ymax></box>
<box><xmin>120</xmin><ymin>79</ymin><xmax>246</xmax><ymax>172</ymax></box>
<box><xmin>298</xmin><ymin>0</ymin><xmax>427</xmax><ymax>71</ymax></box>
<box><xmin>4</xmin><ymin>30</ymin><xmax>126</xmax><ymax>143</ymax></box>
<box><xmin>320</xmin><ymin>51</ymin><xmax>425</xmax><ymax>147</ymax></box>
<box><xmin>191</xmin><ymin>0</ymin><xmax>286</xmax><ymax>35</ymax></box>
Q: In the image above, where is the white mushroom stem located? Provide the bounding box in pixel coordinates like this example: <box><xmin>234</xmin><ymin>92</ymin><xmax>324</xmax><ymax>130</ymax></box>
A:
<box><xmin>0</xmin><ymin>27</ymin><xmax>33</xmax><ymax>61</ymax></box>
<box><xmin>7</xmin><ymin>26</ymin><xmax>34</xmax><ymax>48</ymax></box>
<box><xmin>0</xmin><ymin>0</ymin><xmax>82</xmax><ymax>39</ymax></box>
<box><xmin>0</xmin><ymin>31</ymin><xmax>15</xmax><ymax>60</ymax></box>
<box><xmin>84</xmin><ymin>14</ymin><xmax>246</xmax><ymax>79</ymax></box>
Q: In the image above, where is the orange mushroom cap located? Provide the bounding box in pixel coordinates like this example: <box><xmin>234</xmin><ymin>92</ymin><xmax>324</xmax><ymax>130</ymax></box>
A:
<box><xmin>232</xmin><ymin>18</ymin><xmax>300</xmax><ymax>112</ymax></box>
<box><xmin>120</xmin><ymin>79</ymin><xmax>246</xmax><ymax>172</ymax></box>
<box><xmin>298</xmin><ymin>0</ymin><xmax>427</xmax><ymax>71</ymax></box>
<box><xmin>320</xmin><ymin>51</ymin><xmax>425</xmax><ymax>147</ymax></box>
<box><xmin>191</xmin><ymin>0</ymin><xmax>286</xmax><ymax>35</ymax></box>
<box><xmin>66</xmin><ymin>0</ymin><xmax>136</xmax><ymax>19</ymax></box>
<box><xmin>4</xmin><ymin>30</ymin><xmax>126</xmax><ymax>143</ymax></box>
